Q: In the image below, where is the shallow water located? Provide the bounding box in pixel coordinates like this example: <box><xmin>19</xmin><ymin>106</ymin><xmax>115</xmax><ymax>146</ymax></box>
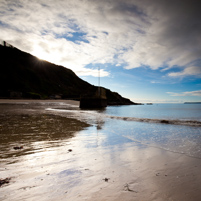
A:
<box><xmin>50</xmin><ymin>104</ymin><xmax>201</xmax><ymax>158</ymax></box>
<box><xmin>1</xmin><ymin>101</ymin><xmax>201</xmax><ymax>201</ymax></box>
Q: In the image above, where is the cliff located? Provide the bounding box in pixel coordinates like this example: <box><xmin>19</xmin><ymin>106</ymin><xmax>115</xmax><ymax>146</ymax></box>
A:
<box><xmin>0</xmin><ymin>44</ymin><xmax>138</xmax><ymax>105</ymax></box>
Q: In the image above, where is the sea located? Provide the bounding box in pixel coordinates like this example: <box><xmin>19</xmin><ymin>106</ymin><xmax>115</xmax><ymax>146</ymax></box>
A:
<box><xmin>49</xmin><ymin>103</ymin><xmax>201</xmax><ymax>159</ymax></box>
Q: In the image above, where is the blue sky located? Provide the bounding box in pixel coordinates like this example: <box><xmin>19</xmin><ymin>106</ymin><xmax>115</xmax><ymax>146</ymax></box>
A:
<box><xmin>0</xmin><ymin>0</ymin><xmax>201</xmax><ymax>103</ymax></box>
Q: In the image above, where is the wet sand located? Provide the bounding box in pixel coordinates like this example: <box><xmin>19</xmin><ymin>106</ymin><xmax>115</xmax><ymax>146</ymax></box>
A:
<box><xmin>1</xmin><ymin>100</ymin><xmax>201</xmax><ymax>200</ymax></box>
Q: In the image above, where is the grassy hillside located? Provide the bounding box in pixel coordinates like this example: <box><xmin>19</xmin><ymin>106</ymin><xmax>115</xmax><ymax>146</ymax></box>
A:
<box><xmin>0</xmin><ymin>44</ymin><xmax>136</xmax><ymax>105</ymax></box>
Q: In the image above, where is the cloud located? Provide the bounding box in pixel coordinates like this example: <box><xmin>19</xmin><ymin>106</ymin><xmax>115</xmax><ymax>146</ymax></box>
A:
<box><xmin>167</xmin><ymin>90</ymin><xmax>201</xmax><ymax>97</ymax></box>
<box><xmin>76</xmin><ymin>68</ymin><xmax>110</xmax><ymax>77</ymax></box>
<box><xmin>150</xmin><ymin>81</ymin><xmax>160</xmax><ymax>84</ymax></box>
<box><xmin>168</xmin><ymin>66</ymin><xmax>201</xmax><ymax>78</ymax></box>
<box><xmin>0</xmin><ymin>0</ymin><xmax>201</xmax><ymax>78</ymax></box>
<box><xmin>121</xmin><ymin>0</ymin><xmax>201</xmax><ymax>70</ymax></box>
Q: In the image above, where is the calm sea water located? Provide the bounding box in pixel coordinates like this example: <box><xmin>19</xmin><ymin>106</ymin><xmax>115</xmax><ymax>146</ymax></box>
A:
<box><xmin>103</xmin><ymin>104</ymin><xmax>201</xmax><ymax>121</ymax></box>
<box><xmin>51</xmin><ymin>103</ymin><xmax>201</xmax><ymax>158</ymax></box>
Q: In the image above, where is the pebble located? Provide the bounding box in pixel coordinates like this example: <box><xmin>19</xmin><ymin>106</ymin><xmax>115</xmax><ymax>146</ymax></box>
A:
<box><xmin>13</xmin><ymin>146</ymin><xmax>23</xmax><ymax>150</ymax></box>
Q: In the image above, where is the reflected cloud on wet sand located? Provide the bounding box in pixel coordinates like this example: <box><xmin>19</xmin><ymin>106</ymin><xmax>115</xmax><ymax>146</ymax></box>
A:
<box><xmin>1</xmin><ymin>100</ymin><xmax>201</xmax><ymax>201</ymax></box>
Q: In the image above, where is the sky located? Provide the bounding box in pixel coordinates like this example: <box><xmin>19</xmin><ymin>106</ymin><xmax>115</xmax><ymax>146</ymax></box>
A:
<box><xmin>0</xmin><ymin>0</ymin><xmax>201</xmax><ymax>103</ymax></box>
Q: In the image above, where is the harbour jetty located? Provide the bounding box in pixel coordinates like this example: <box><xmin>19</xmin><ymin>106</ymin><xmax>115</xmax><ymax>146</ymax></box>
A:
<box><xmin>80</xmin><ymin>87</ymin><xmax>107</xmax><ymax>108</ymax></box>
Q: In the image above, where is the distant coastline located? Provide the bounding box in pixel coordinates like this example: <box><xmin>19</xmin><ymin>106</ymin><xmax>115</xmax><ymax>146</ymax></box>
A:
<box><xmin>184</xmin><ymin>102</ymin><xmax>201</xmax><ymax>104</ymax></box>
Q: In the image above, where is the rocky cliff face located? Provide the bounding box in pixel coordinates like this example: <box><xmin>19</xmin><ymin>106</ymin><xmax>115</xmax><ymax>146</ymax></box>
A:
<box><xmin>0</xmin><ymin>44</ymin><xmax>138</xmax><ymax>105</ymax></box>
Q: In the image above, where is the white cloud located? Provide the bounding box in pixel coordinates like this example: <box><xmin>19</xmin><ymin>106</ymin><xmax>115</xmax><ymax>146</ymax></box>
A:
<box><xmin>0</xmin><ymin>0</ymin><xmax>201</xmax><ymax>78</ymax></box>
<box><xmin>168</xmin><ymin>66</ymin><xmax>201</xmax><ymax>78</ymax></box>
<box><xmin>76</xmin><ymin>68</ymin><xmax>109</xmax><ymax>77</ymax></box>
<box><xmin>167</xmin><ymin>90</ymin><xmax>201</xmax><ymax>97</ymax></box>
<box><xmin>150</xmin><ymin>80</ymin><xmax>160</xmax><ymax>84</ymax></box>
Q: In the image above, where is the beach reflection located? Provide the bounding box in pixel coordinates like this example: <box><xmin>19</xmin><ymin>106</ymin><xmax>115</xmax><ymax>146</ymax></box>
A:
<box><xmin>1</xmin><ymin>101</ymin><xmax>201</xmax><ymax>201</ymax></box>
<box><xmin>0</xmin><ymin>112</ymin><xmax>89</xmax><ymax>160</ymax></box>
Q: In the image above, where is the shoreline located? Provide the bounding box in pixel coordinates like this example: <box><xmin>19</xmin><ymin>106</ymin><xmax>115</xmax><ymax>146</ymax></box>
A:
<box><xmin>0</xmin><ymin>99</ymin><xmax>80</xmax><ymax>106</ymax></box>
<box><xmin>1</xmin><ymin>100</ymin><xmax>201</xmax><ymax>200</ymax></box>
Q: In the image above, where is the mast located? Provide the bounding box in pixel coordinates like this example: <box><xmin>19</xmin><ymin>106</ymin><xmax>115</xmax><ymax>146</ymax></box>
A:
<box><xmin>98</xmin><ymin>66</ymin><xmax>100</xmax><ymax>97</ymax></box>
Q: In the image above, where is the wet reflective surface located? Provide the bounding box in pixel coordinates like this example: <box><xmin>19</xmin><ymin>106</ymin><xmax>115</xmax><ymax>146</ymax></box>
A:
<box><xmin>1</xmin><ymin>100</ymin><xmax>201</xmax><ymax>201</ymax></box>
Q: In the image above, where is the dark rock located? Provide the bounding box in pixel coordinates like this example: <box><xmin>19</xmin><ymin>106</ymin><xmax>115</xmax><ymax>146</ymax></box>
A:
<box><xmin>13</xmin><ymin>146</ymin><xmax>23</xmax><ymax>150</ymax></box>
<box><xmin>103</xmin><ymin>178</ymin><xmax>109</xmax><ymax>182</ymax></box>
<box><xmin>0</xmin><ymin>178</ymin><xmax>11</xmax><ymax>187</ymax></box>
<box><xmin>160</xmin><ymin>120</ymin><xmax>169</xmax><ymax>124</ymax></box>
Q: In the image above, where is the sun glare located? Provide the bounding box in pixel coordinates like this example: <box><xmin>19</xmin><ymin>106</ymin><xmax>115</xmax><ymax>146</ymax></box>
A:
<box><xmin>32</xmin><ymin>47</ymin><xmax>59</xmax><ymax>64</ymax></box>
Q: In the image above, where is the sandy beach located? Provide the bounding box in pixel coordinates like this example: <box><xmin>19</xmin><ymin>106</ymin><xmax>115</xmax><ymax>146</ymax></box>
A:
<box><xmin>1</xmin><ymin>100</ymin><xmax>201</xmax><ymax>201</ymax></box>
